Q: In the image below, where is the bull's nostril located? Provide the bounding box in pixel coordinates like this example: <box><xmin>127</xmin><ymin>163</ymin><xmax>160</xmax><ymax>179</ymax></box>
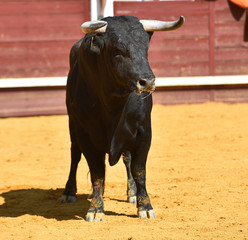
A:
<box><xmin>139</xmin><ymin>79</ymin><xmax>147</xmax><ymax>87</ymax></box>
<box><xmin>136</xmin><ymin>78</ymin><xmax>155</xmax><ymax>93</ymax></box>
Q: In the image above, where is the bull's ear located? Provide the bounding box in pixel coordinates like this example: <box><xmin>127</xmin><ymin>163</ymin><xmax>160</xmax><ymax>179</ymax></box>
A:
<box><xmin>89</xmin><ymin>35</ymin><xmax>104</xmax><ymax>54</ymax></box>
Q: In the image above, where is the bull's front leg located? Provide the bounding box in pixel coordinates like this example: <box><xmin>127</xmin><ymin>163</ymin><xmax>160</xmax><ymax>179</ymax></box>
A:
<box><xmin>86</xmin><ymin>178</ymin><xmax>105</xmax><ymax>222</ymax></box>
<box><xmin>84</xmin><ymin>151</ymin><xmax>105</xmax><ymax>222</ymax></box>
<box><xmin>131</xmin><ymin>127</ymin><xmax>155</xmax><ymax>219</ymax></box>
<box><xmin>131</xmin><ymin>168</ymin><xmax>155</xmax><ymax>219</ymax></box>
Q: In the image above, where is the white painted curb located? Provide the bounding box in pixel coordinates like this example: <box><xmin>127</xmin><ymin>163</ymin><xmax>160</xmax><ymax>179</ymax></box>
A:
<box><xmin>0</xmin><ymin>77</ymin><xmax>67</xmax><ymax>88</ymax></box>
<box><xmin>155</xmin><ymin>75</ymin><xmax>248</xmax><ymax>87</ymax></box>
<box><xmin>0</xmin><ymin>75</ymin><xmax>248</xmax><ymax>89</ymax></box>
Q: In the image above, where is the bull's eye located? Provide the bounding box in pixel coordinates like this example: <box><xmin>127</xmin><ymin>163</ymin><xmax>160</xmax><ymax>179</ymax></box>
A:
<box><xmin>113</xmin><ymin>50</ymin><xmax>123</xmax><ymax>58</ymax></box>
<box><xmin>112</xmin><ymin>47</ymin><xmax>128</xmax><ymax>58</ymax></box>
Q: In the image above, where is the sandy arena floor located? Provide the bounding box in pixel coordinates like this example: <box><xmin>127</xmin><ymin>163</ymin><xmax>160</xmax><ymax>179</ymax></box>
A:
<box><xmin>0</xmin><ymin>103</ymin><xmax>247</xmax><ymax>240</ymax></box>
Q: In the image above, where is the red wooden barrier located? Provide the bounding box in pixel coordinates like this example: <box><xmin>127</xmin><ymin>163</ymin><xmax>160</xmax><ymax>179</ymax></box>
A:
<box><xmin>0</xmin><ymin>0</ymin><xmax>90</xmax><ymax>78</ymax></box>
<box><xmin>114</xmin><ymin>0</ymin><xmax>248</xmax><ymax>77</ymax></box>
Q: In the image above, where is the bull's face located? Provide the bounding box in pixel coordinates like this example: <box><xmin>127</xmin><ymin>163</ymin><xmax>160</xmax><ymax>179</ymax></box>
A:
<box><xmin>81</xmin><ymin>16</ymin><xmax>184</xmax><ymax>95</ymax></box>
<box><xmin>105</xmin><ymin>17</ymin><xmax>155</xmax><ymax>94</ymax></box>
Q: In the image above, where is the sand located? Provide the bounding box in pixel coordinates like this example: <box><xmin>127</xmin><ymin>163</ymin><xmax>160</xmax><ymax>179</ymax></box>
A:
<box><xmin>0</xmin><ymin>103</ymin><xmax>247</xmax><ymax>240</ymax></box>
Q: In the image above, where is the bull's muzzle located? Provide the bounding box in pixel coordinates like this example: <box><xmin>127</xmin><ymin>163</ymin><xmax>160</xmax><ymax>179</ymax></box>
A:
<box><xmin>137</xmin><ymin>78</ymin><xmax>156</xmax><ymax>94</ymax></box>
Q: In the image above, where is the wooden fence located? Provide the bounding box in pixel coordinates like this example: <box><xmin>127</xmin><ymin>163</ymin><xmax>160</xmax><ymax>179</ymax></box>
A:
<box><xmin>1</xmin><ymin>0</ymin><xmax>248</xmax><ymax>117</ymax></box>
<box><xmin>0</xmin><ymin>0</ymin><xmax>90</xmax><ymax>78</ymax></box>
<box><xmin>115</xmin><ymin>0</ymin><xmax>248</xmax><ymax>77</ymax></box>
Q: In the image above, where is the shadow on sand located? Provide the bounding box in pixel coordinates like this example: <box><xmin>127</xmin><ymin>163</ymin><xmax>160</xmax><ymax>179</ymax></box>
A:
<box><xmin>0</xmin><ymin>188</ymin><xmax>136</xmax><ymax>220</ymax></box>
<box><xmin>0</xmin><ymin>188</ymin><xmax>89</xmax><ymax>220</ymax></box>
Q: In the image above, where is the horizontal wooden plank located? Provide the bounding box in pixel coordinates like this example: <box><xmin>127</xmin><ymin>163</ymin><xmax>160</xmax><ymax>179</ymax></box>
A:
<box><xmin>0</xmin><ymin>1</ymin><xmax>86</xmax><ymax>15</ymax></box>
<box><xmin>0</xmin><ymin>28</ymin><xmax>83</xmax><ymax>43</ymax></box>
<box><xmin>215</xmin><ymin>60</ymin><xmax>248</xmax><ymax>75</ymax></box>
<box><xmin>154</xmin><ymin>87</ymin><xmax>248</xmax><ymax>105</ymax></box>
<box><xmin>0</xmin><ymin>88</ymin><xmax>67</xmax><ymax>117</ymax></box>
<box><xmin>215</xmin><ymin>34</ymin><xmax>248</xmax><ymax>48</ymax></box>
<box><xmin>153</xmin><ymin>89</ymin><xmax>212</xmax><ymax>105</ymax></box>
<box><xmin>0</xmin><ymin>14</ymin><xmax>86</xmax><ymax>29</ymax></box>
<box><xmin>0</xmin><ymin>0</ymin><xmax>81</xmax><ymax>2</ymax></box>
<box><xmin>114</xmin><ymin>1</ymin><xmax>209</xmax><ymax>13</ymax></box>
<box><xmin>215</xmin><ymin>22</ymin><xmax>246</xmax><ymax>35</ymax></box>
<box><xmin>0</xmin><ymin>67</ymin><xmax>69</xmax><ymax>78</ymax></box>
<box><xmin>0</xmin><ymin>41</ymin><xmax>74</xmax><ymax>59</ymax></box>
<box><xmin>215</xmin><ymin>7</ymin><xmax>246</xmax><ymax>23</ymax></box>
<box><xmin>215</xmin><ymin>48</ymin><xmax>248</xmax><ymax>61</ymax></box>
<box><xmin>149</xmin><ymin>49</ymin><xmax>209</xmax><ymax>64</ymax></box>
<box><xmin>150</xmin><ymin>62</ymin><xmax>210</xmax><ymax>77</ymax></box>
<box><xmin>214</xmin><ymin>88</ymin><xmax>248</xmax><ymax>103</ymax></box>
<box><xmin>0</xmin><ymin>41</ymin><xmax>75</xmax><ymax>56</ymax></box>
<box><xmin>214</xmin><ymin>0</ymin><xmax>230</xmax><ymax>9</ymax></box>
<box><xmin>0</xmin><ymin>54</ymin><xmax>69</xmax><ymax>69</ymax></box>
<box><xmin>150</xmin><ymin>37</ymin><xmax>209</xmax><ymax>51</ymax></box>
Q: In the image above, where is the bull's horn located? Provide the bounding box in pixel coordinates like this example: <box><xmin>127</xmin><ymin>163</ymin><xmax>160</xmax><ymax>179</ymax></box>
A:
<box><xmin>81</xmin><ymin>20</ymin><xmax>108</xmax><ymax>34</ymax></box>
<box><xmin>140</xmin><ymin>16</ymin><xmax>185</xmax><ymax>32</ymax></box>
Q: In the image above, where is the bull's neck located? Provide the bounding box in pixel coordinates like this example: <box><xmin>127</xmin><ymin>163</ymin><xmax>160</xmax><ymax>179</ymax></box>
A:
<box><xmin>101</xmin><ymin>83</ymin><xmax>130</xmax><ymax>114</ymax></box>
<box><xmin>79</xmin><ymin>63</ymin><xmax>129</xmax><ymax>119</ymax></box>
<box><xmin>83</xmin><ymin>74</ymin><xmax>129</xmax><ymax>114</ymax></box>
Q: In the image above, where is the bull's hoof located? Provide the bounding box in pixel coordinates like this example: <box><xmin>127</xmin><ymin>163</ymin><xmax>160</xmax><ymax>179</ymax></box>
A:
<box><xmin>127</xmin><ymin>196</ymin><xmax>137</xmax><ymax>203</ymax></box>
<box><xmin>138</xmin><ymin>209</ymin><xmax>156</xmax><ymax>219</ymax></box>
<box><xmin>86</xmin><ymin>212</ymin><xmax>104</xmax><ymax>222</ymax></box>
<box><xmin>60</xmin><ymin>194</ymin><xmax>77</xmax><ymax>203</ymax></box>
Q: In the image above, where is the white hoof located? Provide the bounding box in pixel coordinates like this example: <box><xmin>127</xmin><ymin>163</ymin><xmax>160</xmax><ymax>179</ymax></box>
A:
<box><xmin>138</xmin><ymin>209</ymin><xmax>156</xmax><ymax>219</ymax></box>
<box><xmin>93</xmin><ymin>213</ymin><xmax>104</xmax><ymax>222</ymax></box>
<box><xmin>138</xmin><ymin>210</ymin><xmax>147</xmax><ymax>219</ymax></box>
<box><xmin>86</xmin><ymin>212</ymin><xmax>94</xmax><ymax>222</ymax></box>
<box><xmin>86</xmin><ymin>212</ymin><xmax>104</xmax><ymax>222</ymax></box>
<box><xmin>147</xmin><ymin>209</ymin><xmax>156</xmax><ymax>219</ymax></box>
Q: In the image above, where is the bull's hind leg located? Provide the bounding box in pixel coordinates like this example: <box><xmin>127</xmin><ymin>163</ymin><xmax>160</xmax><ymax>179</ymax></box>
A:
<box><xmin>61</xmin><ymin>143</ymin><xmax>81</xmax><ymax>203</ymax></box>
<box><xmin>123</xmin><ymin>151</ymin><xmax>137</xmax><ymax>203</ymax></box>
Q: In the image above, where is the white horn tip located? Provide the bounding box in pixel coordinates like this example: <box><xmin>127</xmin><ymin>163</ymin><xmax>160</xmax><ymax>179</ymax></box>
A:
<box><xmin>180</xmin><ymin>16</ymin><xmax>185</xmax><ymax>24</ymax></box>
<box><xmin>140</xmin><ymin>16</ymin><xmax>185</xmax><ymax>32</ymax></box>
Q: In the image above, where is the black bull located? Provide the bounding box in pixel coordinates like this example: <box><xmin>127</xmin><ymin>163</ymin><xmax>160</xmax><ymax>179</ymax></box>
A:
<box><xmin>61</xmin><ymin>15</ymin><xmax>184</xmax><ymax>222</ymax></box>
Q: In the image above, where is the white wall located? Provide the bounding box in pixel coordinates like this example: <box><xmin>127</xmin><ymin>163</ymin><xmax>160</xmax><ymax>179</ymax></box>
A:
<box><xmin>91</xmin><ymin>0</ymin><xmax>114</xmax><ymax>20</ymax></box>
